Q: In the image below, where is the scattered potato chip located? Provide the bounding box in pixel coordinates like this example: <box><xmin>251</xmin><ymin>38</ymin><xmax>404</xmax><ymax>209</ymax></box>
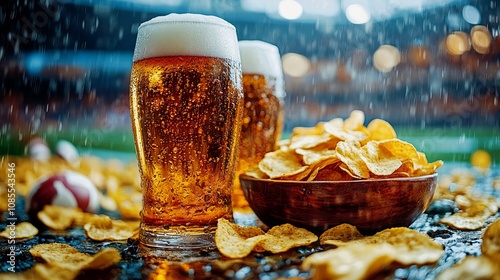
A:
<box><xmin>32</xmin><ymin>263</ymin><xmax>79</xmax><ymax>280</ymax></box>
<box><xmin>84</xmin><ymin>215</ymin><xmax>137</xmax><ymax>241</ymax></box>
<box><xmin>256</xmin><ymin>223</ymin><xmax>318</xmax><ymax>254</ymax></box>
<box><xmin>30</xmin><ymin>243</ymin><xmax>121</xmax><ymax>271</ymax></box>
<box><xmin>436</xmin><ymin>255</ymin><xmax>500</xmax><ymax>280</ymax></box>
<box><xmin>0</xmin><ymin>222</ymin><xmax>38</xmax><ymax>239</ymax></box>
<box><xmin>215</xmin><ymin>218</ymin><xmax>268</xmax><ymax>258</ymax></box>
<box><xmin>319</xmin><ymin>223</ymin><xmax>363</xmax><ymax>245</ymax></box>
<box><xmin>439</xmin><ymin>195</ymin><xmax>498</xmax><ymax>230</ymax></box>
<box><xmin>322</xmin><ymin>226</ymin><xmax>443</xmax><ymax>265</ymax></box>
<box><xmin>37</xmin><ymin>205</ymin><xmax>82</xmax><ymax>230</ymax></box>
<box><xmin>481</xmin><ymin>218</ymin><xmax>500</xmax><ymax>260</ymax></box>
<box><xmin>365</xmin><ymin>227</ymin><xmax>444</xmax><ymax>265</ymax></box>
<box><xmin>302</xmin><ymin>243</ymin><xmax>395</xmax><ymax>280</ymax></box>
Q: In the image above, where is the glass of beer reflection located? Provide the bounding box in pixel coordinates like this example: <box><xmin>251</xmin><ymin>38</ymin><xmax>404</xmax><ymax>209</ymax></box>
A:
<box><xmin>129</xmin><ymin>14</ymin><xmax>243</xmax><ymax>249</ymax></box>
<box><xmin>233</xmin><ymin>41</ymin><xmax>285</xmax><ymax>210</ymax></box>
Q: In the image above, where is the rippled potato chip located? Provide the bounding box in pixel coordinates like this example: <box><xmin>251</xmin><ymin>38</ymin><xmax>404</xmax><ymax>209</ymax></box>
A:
<box><xmin>30</xmin><ymin>243</ymin><xmax>121</xmax><ymax>271</ymax></box>
<box><xmin>322</xmin><ymin>226</ymin><xmax>443</xmax><ymax>265</ymax></box>
<box><xmin>37</xmin><ymin>205</ymin><xmax>82</xmax><ymax>230</ymax></box>
<box><xmin>436</xmin><ymin>255</ymin><xmax>500</xmax><ymax>280</ymax></box>
<box><xmin>439</xmin><ymin>195</ymin><xmax>498</xmax><ymax>230</ymax></box>
<box><xmin>215</xmin><ymin>218</ymin><xmax>268</xmax><ymax>258</ymax></box>
<box><xmin>359</xmin><ymin>141</ymin><xmax>403</xmax><ymax>176</ymax></box>
<box><xmin>0</xmin><ymin>222</ymin><xmax>38</xmax><ymax>239</ymax></box>
<box><xmin>366</xmin><ymin>227</ymin><xmax>444</xmax><ymax>265</ymax></box>
<box><xmin>215</xmin><ymin>219</ymin><xmax>318</xmax><ymax>258</ymax></box>
<box><xmin>84</xmin><ymin>215</ymin><xmax>137</xmax><ymax>241</ymax></box>
<box><xmin>245</xmin><ymin>110</ymin><xmax>442</xmax><ymax>181</ymax></box>
<box><xmin>258</xmin><ymin>150</ymin><xmax>308</xmax><ymax>179</ymax></box>
<box><xmin>256</xmin><ymin>223</ymin><xmax>318</xmax><ymax>254</ymax></box>
<box><xmin>481</xmin><ymin>218</ymin><xmax>500</xmax><ymax>260</ymax></box>
<box><xmin>302</xmin><ymin>243</ymin><xmax>395</xmax><ymax>280</ymax></box>
<box><xmin>336</xmin><ymin>141</ymin><xmax>370</xmax><ymax>179</ymax></box>
<box><xmin>319</xmin><ymin>223</ymin><xmax>364</xmax><ymax>245</ymax></box>
<box><xmin>366</xmin><ymin>119</ymin><xmax>397</xmax><ymax>140</ymax></box>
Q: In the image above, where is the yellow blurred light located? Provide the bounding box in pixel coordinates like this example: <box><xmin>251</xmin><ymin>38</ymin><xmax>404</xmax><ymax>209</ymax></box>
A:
<box><xmin>471</xmin><ymin>25</ymin><xmax>492</xmax><ymax>54</ymax></box>
<box><xmin>373</xmin><ymin>45</ymin><xmax>401</xmax><ymax>73</ymax></box>
<box><xmin>445</xmin><ymin>31</ymin><xmax>471</xmax><ymax>56</ymax></box>
<box><xmin>282</xmin><ymin>53</ymin><xmax>310</xmax><ymax>77</ymax></box>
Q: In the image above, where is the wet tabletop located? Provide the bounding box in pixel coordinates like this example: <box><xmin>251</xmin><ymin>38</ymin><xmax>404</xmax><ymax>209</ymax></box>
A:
<box><xmin>1</xmin><ymin>165</ymin><xmax>499</xmax><ymax>280</ymax></box>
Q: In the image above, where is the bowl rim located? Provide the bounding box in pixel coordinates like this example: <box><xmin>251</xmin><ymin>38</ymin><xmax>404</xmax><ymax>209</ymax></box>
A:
<box><xmin>239</xmin><ymin>172</ymin><xmax>438</xmax><ymax>184</ymax></box>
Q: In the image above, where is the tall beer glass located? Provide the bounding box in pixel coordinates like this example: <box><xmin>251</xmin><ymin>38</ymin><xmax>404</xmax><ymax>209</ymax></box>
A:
<box><xmin>234</xmin><ymin>41</ymin><xmax>285</xmax><ymax>210</ymax></box>
<box><xmin>129</xmin><ymin>14</ymin><xmax>243</xmax><ymax>249</ymax></box>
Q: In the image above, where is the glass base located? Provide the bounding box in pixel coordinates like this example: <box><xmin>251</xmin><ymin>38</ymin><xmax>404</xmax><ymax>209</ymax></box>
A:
<box><xmin>139</xmin><ymin>224</ymin><xmax>216</xmax><ymax>250</ymax></box>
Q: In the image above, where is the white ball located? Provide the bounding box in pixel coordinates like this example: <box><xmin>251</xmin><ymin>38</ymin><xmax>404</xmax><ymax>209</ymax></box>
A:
<box><xmin>26</xmin><ymin>138</ymin><xmax>51</xmax><ymax>161</ymax></box>
<box><xmin>26</xmin><ymin>171</ymin><xmax>100</xmax><ymax>214</ymax></box>
<box><xmin>55</xmin><ymin>140</ymin><xmax>80</xmax><ymax>163</ymax></box>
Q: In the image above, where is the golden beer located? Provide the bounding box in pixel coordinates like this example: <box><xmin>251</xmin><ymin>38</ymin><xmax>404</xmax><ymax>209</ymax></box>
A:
<box><xmin>234</xmin><ymin>41</ymin><xmax>285</xmax><ymax>210</ymax></box>
<box><xmin>130</xmin><ymin>14</ymin><xmax>243</xmax><ymax>249</ymax></box>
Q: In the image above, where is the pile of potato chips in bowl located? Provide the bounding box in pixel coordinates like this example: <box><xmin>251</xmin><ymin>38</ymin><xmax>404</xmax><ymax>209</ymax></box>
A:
<box><xmin>241</xmin><ymin>110</ymin><xmax>444</xmax><ymax>233</ymax></box>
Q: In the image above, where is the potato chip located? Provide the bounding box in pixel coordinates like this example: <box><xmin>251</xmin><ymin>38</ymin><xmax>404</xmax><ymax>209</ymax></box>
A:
<box><xmin>84</xmin><ymin>215</ymin><xmax>137</xmax><ymax>241</ymax></box>
<box><xmin>324</xmin><ymin>120</ymin><xmax>368</xmax><ymax>143</ymax></box>
<box><xmin>215</xmin><ymin>218</ymin><xmax>268</xmax><ymax>258</ymax></box>
<box><xmin>30</xmin><ymin>243</ymin><xmax>121</xmax><ymax>271</ymax></box>
<box><xmin>37</xmin><ymin>205</ymin><xmax>82</xmax><ymax>230</ymax></box>
<box><xmin>117</xmin><ymin>199</ymin><xmax>142</xmax><ymax>220</ymax></box>
<box><xmin>436</xmin><ymin>255</ymin><xmax>500</xmax><ymax>280</ymax></box>
<box><xmin>244</xmin><ymin>165</ymin><xmax>269</xmax><ymax>179</ymax></box>
<box><xmin>0</xmin><ymin>222</ymin><xmax>38</xmax><ymax>239</ymax></box>
<box><xmin>366</xmin><ymin>227</ymin><xmax>443</xmax><ymax>265</ymax></box>
<box><xmin>319</xmin><ymin>223</ymin><xmax>364</xmax><ymax>245</ymax></box>
<box><xmin>302</xmin><ymin>243</ymin><xmax>395</xmax><ymax>280</ymax></box>
<box><xmin>481</xmin><ymin>218</ymin><xmax>500</xmax><ymax>260</ymax></box>
<box><xmin>359</xmin><ymin>141</ymin><xmax>402</xmax><ymax>176</ymax></box>
<box><xmin>256</xmin><ymin>224</ymin><xmax>318</xmax><ymax>254</ymax></box>
<box><xmin>335</xmin><ymin>141</ymin><xmax>370</xmax><ymax>179</ymax></box>
<box><xmin>289</xmin><ymin>133</ymin><xmax>334</xmax><ymax>150</ymax></box>
<box><xmin>291</xmin><ymin>122</ymin><xmax>326</xmax><ymax>137</ymax></box>
<box><xmin>314</xmin><ymin>165</ymin><xmax>352</xmax><ymax>181</ymax></box>
<box><xmin>306</xmin><ymin>158</ymin><xmax>341</xmax><ymax>181</ymax></box>
<box><xmin>32</xmin><ymin>263</ymin><xmax>79</xmax><ymax>280</ymax></box>
<box><xmin>378</xmin><ymin>139</ymin><xmax>419</xmax><ymax>161</ymax></box>
<box><xmin>366</xmin><ymin>119</ymin><xmax>397</xmax><ymax>140</ymax></box>
<box><xmin>322</xmin><ymin>226</ymin><xmax>443</xmax><ymax>265</ymax></box>
<box><xmin>439</xmin><ymin>195</ymin><xmax>498</xmax><ymax>230</ymax></box>
<box><xmin>296</xmin><ymin>148</ymin><xmax>337</xmax><ymax>166</ymax></box>
<box><xmin>343</xmin><ymin>110</ymin><xmax>365</xmax><ymax>131</ymax></box>
<box><xmin>258</xmin><ymin>150</ymin><xmax>308</xmax><ymax>179</ymax></box>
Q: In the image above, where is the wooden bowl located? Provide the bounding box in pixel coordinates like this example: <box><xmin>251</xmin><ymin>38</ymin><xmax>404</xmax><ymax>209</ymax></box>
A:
<box><xmin>240</xmin><ymin>174</ymin><xmax>438</xmax><ymax>234</ymax></box>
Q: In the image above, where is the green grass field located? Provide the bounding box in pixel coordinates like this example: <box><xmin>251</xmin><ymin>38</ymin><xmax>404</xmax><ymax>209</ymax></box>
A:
<box><xmin>1</xmin><ymin>126</ymin><xmax>498</xmax><ymax>164</ymax></box>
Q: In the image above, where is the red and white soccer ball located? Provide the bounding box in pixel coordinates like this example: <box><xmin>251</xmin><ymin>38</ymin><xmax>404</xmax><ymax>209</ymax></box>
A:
<box><xmin>26</xmin><ymin>171</ymin><xmax>100</xmax><ymax>214</ymax></box>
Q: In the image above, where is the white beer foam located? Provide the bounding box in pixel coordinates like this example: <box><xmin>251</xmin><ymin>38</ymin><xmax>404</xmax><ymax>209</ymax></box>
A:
<box><xmin>239</xmin><ymin>40</ymin><xmax>285</xmax><ymax>97</ymax></box>
<box><xmin>133</xmin><ymin>13</ymin><xmax>240</xmax><ymax>62</ymax></box>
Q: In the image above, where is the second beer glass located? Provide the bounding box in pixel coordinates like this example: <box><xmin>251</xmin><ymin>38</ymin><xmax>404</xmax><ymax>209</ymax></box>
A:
<box><xmin>129</xmin><ymin>14</ymin><xmax>243</xmax><ymax>249</ymax></box>
<box><xmin>233</xmin><ymin>41</ymin><xmax>285</xmax><ymax>210</ymax></box>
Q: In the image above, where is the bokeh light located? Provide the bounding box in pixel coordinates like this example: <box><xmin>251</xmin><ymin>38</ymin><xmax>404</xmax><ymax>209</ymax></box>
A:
<box><xmin>373</xmin><ymin>45</ymin><xmax>401</xmax><ymax>73</ymax></box>
<box><xmin>278</xmin><ymin>0</ymin><xmax>303</xmax><ymax>20</ymax></box>
<box><xmin>345</xmin><ymin>4</ymin><xmax>371</xmax><ymax>24</ymax></box>
<box><xmin>282</xmin><ymin>53</ymin><xmax>310</xmax><ymax>77</ymax></box>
